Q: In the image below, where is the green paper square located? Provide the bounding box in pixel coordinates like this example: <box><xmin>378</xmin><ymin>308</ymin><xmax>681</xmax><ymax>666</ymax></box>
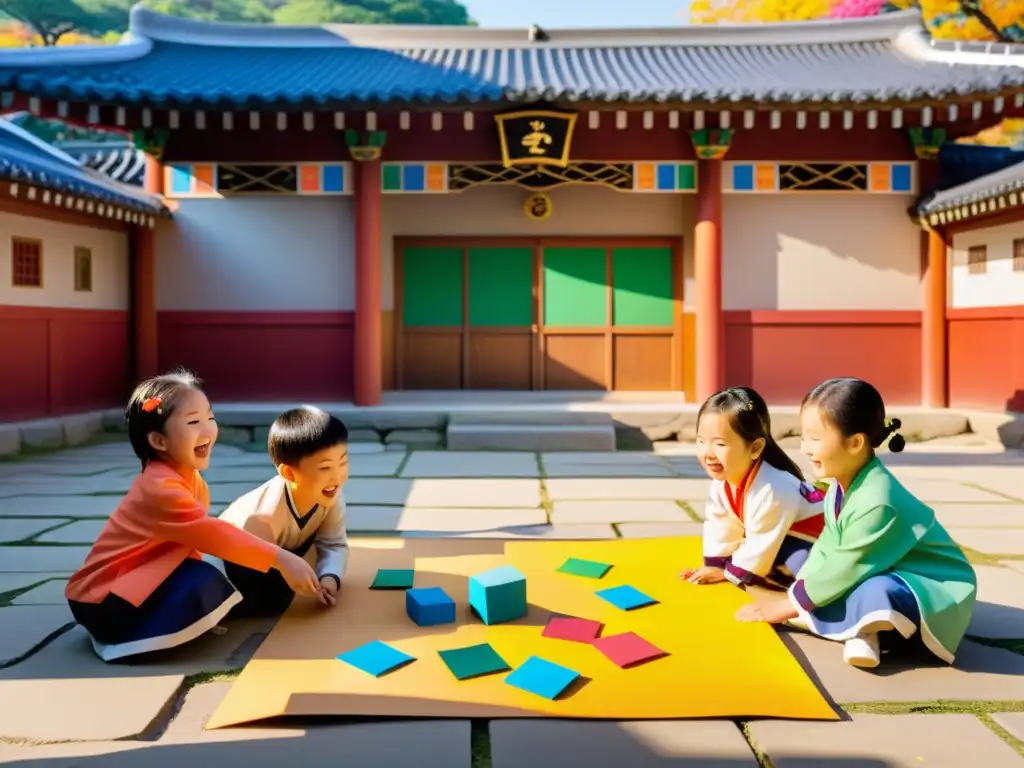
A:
<box><xmin>677</xmin><ymin>163</ymin><xmax>695</xmax><ymax>191</ymax></box>
<box><xmin>382</xmin><ymin>164</ymin><xmax>402</xmax><ymax>191</ymax></box>
<box><xmin>557</xmin><ymin>557</ymin><xmax>612</xmax><ymax>579</ymax></box>
<box><xmin>438</xmin><ymin>643</ymin><xmax>510</xmax><ymax>681</ymax></box>
<box><xmin>370</xmin><ymin>569</ymin><xmax>415</xmax><ymax>590</ymax></box>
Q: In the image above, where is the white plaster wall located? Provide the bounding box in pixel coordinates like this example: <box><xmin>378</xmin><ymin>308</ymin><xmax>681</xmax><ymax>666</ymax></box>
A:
<box><xmin>0</xmin><ymin>211</ymin><xmax>128</xmax><ymax>309</ymax></box>
<box><xmin>722</xmin><ymin>195</ymin><xmax>922</xmax><ymax>310</ymax></box>
<box><xmin>156</xmin><ymin>197</ymin><xmax>356</xmax><ymax>311</ymax></box>
<box><xmin>950</xmin><ymin>220</ymin><xmax>1024</xmax><ymax>309</ymax></box>
<box><xmin>381</xmin><ymin>185</ymin><xmax>695</xmax><ymax>311</ymax></box>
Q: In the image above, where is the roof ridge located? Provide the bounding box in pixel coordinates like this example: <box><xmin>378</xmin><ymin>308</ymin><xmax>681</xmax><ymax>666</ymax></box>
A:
<box><xmin>0</xmin><ymin>117</ymin><xmax>84</xmax><ymax>168</ymax></box>
<box><xmin>130</xmin><ymin>3</ymin><xmax>923</xmax><ymax>49</ymax></box>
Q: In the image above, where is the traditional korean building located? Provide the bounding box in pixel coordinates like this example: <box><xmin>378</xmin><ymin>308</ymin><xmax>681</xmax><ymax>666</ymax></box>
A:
<box><xmin>0</xmin><ymin>4</ymin><xmax>1022</xmax><ymax>418</ymax></box>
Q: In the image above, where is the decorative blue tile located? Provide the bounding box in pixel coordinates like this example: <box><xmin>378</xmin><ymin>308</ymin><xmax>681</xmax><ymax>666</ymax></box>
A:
<box><xmin>322</xmin><ymin>164</ymin><xmax>346</xmax><ymax>192</ymax></box>
<box><xmin>169</xmin><ymin>166</ymin><xmax>193</xmax><ymax>195</ymax></box>
<box><xmin>891</xmin><ymin>163</ymin><xmax>913</xmax><ymax>192</ymax></box>
<box><xmin>656</xmin><ymin>163</ymin><xmax>676</xmax><ymax>191</ymax></box>
<box><xmin>402</xmin><ymin>164</ymin><xmax>426</xmax><ymax>192</ymax></box>
<box><xmin>732</xmin><ymin>164</ymin><xmax>754</xmax><ymax>191</ymax></box>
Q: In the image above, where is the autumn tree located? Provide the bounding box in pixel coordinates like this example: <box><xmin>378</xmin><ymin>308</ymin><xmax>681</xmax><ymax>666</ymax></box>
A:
<box><xmin>0</xmin><ymin>0</ymin><xmax>129</xmax><ymax>45</ymax></box>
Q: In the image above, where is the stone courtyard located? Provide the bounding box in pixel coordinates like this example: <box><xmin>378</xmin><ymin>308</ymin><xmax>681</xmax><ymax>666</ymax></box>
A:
<box><xmin>1</xmin><ymin>434</ymin><xmax>1024</xmax><ymax>766</ymax></box>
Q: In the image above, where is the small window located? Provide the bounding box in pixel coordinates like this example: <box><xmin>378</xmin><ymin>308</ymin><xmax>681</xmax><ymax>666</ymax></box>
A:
<box><xmin>968</xmin><ymin>245</ymin><xmax>987</xmax><ymax>275</ymax></box>
<box><xmin>74</xmin><ymin>246</ymin><xmax>92</xmax><ymax>292</ymax></box>
<box><xmin>1014</xmin><ymin>239</ymin><xmax>1024</xmax><ymax>273</ymax></box>
<box><xmin>11</xmin><ymin>237</ymin><xmax>42</xmax><ymax>287</ymax></box>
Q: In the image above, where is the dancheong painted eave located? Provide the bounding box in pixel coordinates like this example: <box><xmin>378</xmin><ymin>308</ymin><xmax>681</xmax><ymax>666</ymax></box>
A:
<box><xmin>916</xmin><ymin>156</ymin><xmax>1024</xmax><ymax>224</ymax></box>
<box><xmin>0</xmin><ymin>5</ymin><xmax>1022</xmax><ymax>110</ymax></box>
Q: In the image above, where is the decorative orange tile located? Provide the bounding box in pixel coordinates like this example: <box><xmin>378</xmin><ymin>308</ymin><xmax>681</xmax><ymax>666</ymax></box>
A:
<box><xmin>635</xmin><ymin>163</ymin><xmax>655</xmax><ymax>190</ymax></box>
<box><xmin>426</xmin><ymin>164</ymin><xmax>446</xmax><ymax>191</ymax></box>
<box><xmin>869</xmin><ymin>163</ymin><xmax>891</xmax><ymax>192</ymax></box>
<box><xmin>192</xmin><ymin>165</ymin><xmax>216</xmax><ymax>195</ymax></box>
<box><xmin>299</xmin><ymin>165</ymin><xmax>321</xmax><ymax>193</ymax></box>
<box><xmin>754</xmin><ymin>163</ymin><xmax>777</xmax><ymax>191</ymax></box>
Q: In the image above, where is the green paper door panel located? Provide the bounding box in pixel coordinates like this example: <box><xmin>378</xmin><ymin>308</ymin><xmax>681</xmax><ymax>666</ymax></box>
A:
<box><xmin>402</xmin><ymin>246</ymin><xmax>464</xmax><ymax>327</ymax></box>
<box><xmin>611</xmin><ymin>247</ymin><xmax>674</xmax><ymax>327</ymax></box>
<box><xmin>543</xmin><ymin>247</ymin><xmax>607</xmax><ymax>327</ymax></box>
<box><xmin>468</xmin><ymin>247</ymin><xmax>534</xmax><ymax>327</ymax></box>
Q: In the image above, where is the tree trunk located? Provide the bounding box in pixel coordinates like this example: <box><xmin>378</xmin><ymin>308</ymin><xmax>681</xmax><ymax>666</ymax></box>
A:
<box><xmin>960</xmin><ymin>0</ymin><xmax>1011</xmax><ymax>42</ymax></box>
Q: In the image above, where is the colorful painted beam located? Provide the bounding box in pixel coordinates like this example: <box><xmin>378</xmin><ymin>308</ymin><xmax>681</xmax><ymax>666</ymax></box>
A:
<box><xmin>867</xmin><ymin>162</ymin><xmax>916</xmax><ymax>194</ymax></box>
<box><xmin>165</xmin><ymin>163</ymin><xmax>219</xmax><ymax>198</ymax></box>
<box><xmin>723</xmin><ymin>162</ymin><xmax>779</xmax><ymax>193</ymax></box>
<box><xmin>165</xmin><ymin>162</ymin><xmax>353</xmax><ymax>198</ymax></box>
<box><xmin>298</xmin><ymin>163</ymin><xmax>352</xmax><ymax>195</ymax></box>
<box><xmin>382</xmin><ymin>162</ymin><xmax>448</xmax><ymax>193</ymax></box>
<box><xmin>723</xmin><ymin>161</ymin><xmax>917</xmax><ymax>194</ymax></box>
<box><xmin>632</xmin><ymin>162</ymin><xmax>697</xmax><ymax>193</ymax></box>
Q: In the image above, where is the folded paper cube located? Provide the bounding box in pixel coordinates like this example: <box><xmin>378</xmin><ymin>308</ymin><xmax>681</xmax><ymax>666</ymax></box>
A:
<box><xmin>469</xmin><ymin>565</ymin><xmax>527</xmax><ymax>625</ymax></box>
<box><xmin>406</xmin><ymin>586</ymin><xmax>456</xmax><ymax>627</ymax></box>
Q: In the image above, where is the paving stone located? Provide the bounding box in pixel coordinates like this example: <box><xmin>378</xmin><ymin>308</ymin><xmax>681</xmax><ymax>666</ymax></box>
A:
<box><xmin>201</xmin><ymin>465</ymin><xmax>277</xmax><ymax>484</ymax></box>
<box><xmin>491</xmin><ymin>720</ymin><xmax>757</xmax><ymax>767</ymax></box>
<box><xmin>208</xmin><ymin>482</ymin><xmax>263</xmax><ymax>504</ymax></box>
<box><xmin>403</xmin><ymin>524</ymin><xmax>618</xmax><ymax>540</ymax></box>
<box><xmin>543</xmin><ymin>461</ymin><xmax>676</xmax><ymax>478</ymax></box>
<box><xmin>542</xmin><ymin>452</ymin><xmax>666</xmax><ymax>464</ymax></box>
<box><xmin>894</xmin><ymin>477</ymin><xmax>1009</xmax><ymax>503</ymax></box>
<box><xmin>0</xmin><ymin>573</ymin><xmax>60</xmax><ymax>595</ymax></box>
<box><xmin>968</xmin><ymin>566</ymin><xmax>1024</xmax><ymax>639</ymax></box>
<box><xmin>932</xmin><ymin>503</ymin><xmax>1024</xmax><ymax>528</ymax></box>
<box><xmin>0</xmin><ymin>494</ymin><xmax>119</xmax><ymax>518</ymax></box>
<box><xmin>992</xmin><ymin>712</ymin><xmax>1024</xmax><ymax>741</ymax></box>
<box><xmin>385</xmin><ymin>428</ymin><xmax>443</xmax><ymax>448</ymax></box>
<box><xmin>551</xmin><ymin>500</ymin><xmax>688</xmax><ymax>524</ymax></box>
<box><xmin>346</xmin><ymin>505</ymin><xmax>547</xmax><ymax>532</ymax></box>
<box><xmin>448</xmin><ymin>423</ymin><xmax>615</xmax><ymax>451</ymax></box>
<box><xmin>343</xmin><ymin>478</ymin><xmax>415</xmax><ymax>506</ymax></box>
<box><xmin>18</xmin><ymin>418</ymin><xmax>64</xmax><ymax>450</ymax></box>
<box><xmin>29</xmin><ymin>441</ymin><xmax>137</xmax><ymax>462</ymax></box>
<box><xmin>949</xmin><ymin>528</ymin><xmax>1024</xmax><ymax>556</ymax></box>
<box><xmin>349</xmin><ymin>452</ymin><xmax>405</xmax><ymax>476</ymax></box>
<box><xmin>544</xmin><ymin>477</ymin><xmax>710</xmax><ymax>502</ymax></box>
<box><xmin>1002</xmin><ymin>561</ymin><xmax>1024</xmax><ymax>576</ymax></box>
<box><xmin>617</xmin><ymin>522</ymin><xmax>704</xmax><ymax>538</ymax></box>
<box><xmin>402</xmin><ymin>478</ymin><xmax>542</xmax><ymax>508</ymax></box>
<box><xmin>749</xmin><ymin>713</ymin><xmax>1023</xmax><ymax>767</ymax></box>
<box><xmin>11</xmin><ymin>579</ymin><xmax>68</xmax><ymax>605</ymax></box>
<box><xmin>0</xmin><ymin>460</ymin><xmax>135</xmax><ymax>478</ymax></box>
<box><xmin>0</xmin><ymin>546</ymin><xmax>90</xmax><ymax>572</ymax></box>
<box><xmin>33</xmin><ymin>520</ymin><xmax>107</xmax><ymax>544</ymax></box>
<box><xmin>782</xmin><ymin>630</ymin><xmax>1024</xmax><ymax>702</ymax></box>
<box><xmin>0</xmin><ymin>604</ymin><xmax>74</xmax><ymax>666</ymax></box>
<box><xmin>0</xmin><ymin>477</ymin><xmax>109</xmax><ymax>498</ymax></box>
<box><xmin>400</xmin><ymin>451</ymin><xmax>539</xmax><ymax>478</ymax></box>
<box><xmin>0</xmin><ymin>518</ymin><xmax>66</xmax><ymax>543</ymax></box>
<box><xmin>0</xmin><ymin>742</ymin><xmax>144</xmax><ymax>762</ymax></box>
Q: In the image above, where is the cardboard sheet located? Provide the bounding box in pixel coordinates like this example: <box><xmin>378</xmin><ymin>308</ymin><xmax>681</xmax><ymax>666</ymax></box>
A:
<box><xmin>206</xmin><ymin>537</ymin><xmax>838</xmax><ymax>728</ymax></box>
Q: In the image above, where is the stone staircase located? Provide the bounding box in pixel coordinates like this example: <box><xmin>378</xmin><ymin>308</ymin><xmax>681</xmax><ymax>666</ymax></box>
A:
<box><xmin>446</xmin><ymin>411</ymin><xmax>617</xmax><ymax>451</ymax></box>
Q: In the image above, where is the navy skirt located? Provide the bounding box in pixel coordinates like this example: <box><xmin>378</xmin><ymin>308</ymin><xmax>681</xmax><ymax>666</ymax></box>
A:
<box><xmin>68</xmin><ymin>558</ymin><xmax>240</xmax><ymax>662</ymax></box>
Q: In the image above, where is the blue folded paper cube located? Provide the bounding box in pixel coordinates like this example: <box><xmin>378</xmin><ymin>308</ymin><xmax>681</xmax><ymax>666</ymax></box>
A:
<box><xmin>469</xmin><ymin>565</ymin><xmax>527</xmax><ymax>625</ymax></box>
<box><xmin>406</xmin><ymin>586</ymin><xmax>456</xmax><ymax>627</ymax></box>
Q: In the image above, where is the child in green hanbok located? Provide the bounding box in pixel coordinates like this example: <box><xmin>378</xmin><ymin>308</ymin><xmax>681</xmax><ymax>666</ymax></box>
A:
<box><xmin>735</xmin><ymin>377</ymin><xmax>977</xmax><ymax>669</ymax></box>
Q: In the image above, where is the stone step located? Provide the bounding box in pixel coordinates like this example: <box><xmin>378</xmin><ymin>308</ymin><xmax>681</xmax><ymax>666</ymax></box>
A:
<box><xmin>446</xmin><ymin>423</ymin><xmax>616</xmax><ymax>452</ymax></box>
<box><xmin>447</xmin><ymin>411</ymin><xmax>613</xmax><ymax>427</ymax></box>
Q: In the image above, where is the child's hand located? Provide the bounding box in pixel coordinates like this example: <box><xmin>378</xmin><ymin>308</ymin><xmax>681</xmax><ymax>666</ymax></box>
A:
<box><xmin>680</xmin><ymin>566</ymin><xmax>726</xmax><ymax>585</ymax></box>
<box><xmin>318</xmin><ymin>576</ymin><xmax>339</xmax><ymax>607</ymax></box>
<box><xmin>274</xmin><ymin>549</ymin><xmax>320</xmax><ymax>598</ymax></box>
<box><xmin>735</xmin><ymin>598</ymin><xmax>798</xmax><ymax>624</ymax></box>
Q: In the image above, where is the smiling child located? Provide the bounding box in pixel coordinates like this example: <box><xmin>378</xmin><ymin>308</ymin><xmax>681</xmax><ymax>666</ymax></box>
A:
<box><xmin>219</xmin><ymin>405</ymin><xmax>350</xmax><ymax>616</ymax></box>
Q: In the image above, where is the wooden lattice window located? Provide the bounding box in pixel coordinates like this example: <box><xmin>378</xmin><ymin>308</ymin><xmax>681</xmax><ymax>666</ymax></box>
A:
<box><xmin>11</xmin><ymin>237</ymin><xmax>42</xmax><ymax>287</ymax></box>
<box><xmin>968</xmin><ymin>245</ymin><xmax>988</xmax><ymax>275</ymax></box>
<box><xmin>778</xmin><ymin>163</ymin><xmax>868</xmax><ymax>192</ymax></box>
<box><xmin>74</xmin><ymin>246</ymin><xmax>92</xmax><ymax>292</ymax></box>
<box><xmin>216</xmin><ymin>164</ymin><xmax>298</xmax><ymax>194</ymax></box>
<box><xmin>448</xmin><ymin>162</ymin><xmax>634</xmax><ymax>192</ymax></box>
<box><xmin>1014</xmin><ymin>239</ymin><xmax>1024</xmax><ymax>272</ymax></box>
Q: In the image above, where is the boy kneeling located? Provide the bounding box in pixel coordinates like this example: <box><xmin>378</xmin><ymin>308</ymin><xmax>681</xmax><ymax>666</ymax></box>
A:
<box><xmin>221</xmin><ymin>405</ymin><xmax>349</xmax><ymax>615</ymax></box>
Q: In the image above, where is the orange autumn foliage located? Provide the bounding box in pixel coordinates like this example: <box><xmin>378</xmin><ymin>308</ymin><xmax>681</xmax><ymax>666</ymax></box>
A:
<box><xmin>0</xmin><ymin>21</ymin><xmax>117</xmax><ymax>47</ymax></box>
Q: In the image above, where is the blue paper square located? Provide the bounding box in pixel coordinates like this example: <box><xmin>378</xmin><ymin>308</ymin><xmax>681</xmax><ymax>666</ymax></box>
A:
<box><xmin>169</xmin><ymin>166</ymin><xmax>193</xmax><ymax>195</ymax></box>
<box><xmin>505</xmin><ymin>656</ymin><xmax>580</xmax><ymax>700</ymax></box>
<box><xmin>402</xmin><ymin>164</ymin><xmax>426</xmax><ymax>192</ymax></box>
<box><xmin>891</xmin><ymin>163</ymin><xmax>913</xmax><ymax>192</ymax></box>
<box><xmin>732</xmin><ymin>164</ymin><xmax>754</xmax><ymax>191</ymax></box>
<box><xmin>322</xmin><ymin>164</ymin><xmax>346</xmax><ymax>192</ymax></box>
<box><xmin>596</xmin><ymin>584</ymin><xmax>658</xmax><ymax>611</ymax></box>
<box><xmin>656</xmin><ymin>163</ymin><xmax>676</xmax><ymax>191</ymax></box>
<box><xmin>337</xmin><ymin>640</ymin><xmax>415</xmax><ymax>677</ymax></box>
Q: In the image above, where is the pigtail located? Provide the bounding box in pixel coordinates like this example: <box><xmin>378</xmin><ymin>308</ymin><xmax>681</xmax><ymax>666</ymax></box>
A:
<box><xmin>760</xmin><ymin>435</ymin><xmax>805</xmax><ymax>482</ymax></box>
<box><xmin>886</xmin><ymin>417</ymin><xmax>905</xmax><ymax>453</ymax></box>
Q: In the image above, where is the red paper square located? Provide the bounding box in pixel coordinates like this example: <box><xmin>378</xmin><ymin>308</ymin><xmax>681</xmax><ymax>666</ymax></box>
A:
<box><xmin>542</xmin><ymin>616</ymin><xmax>603</xmax><ymax>644</ymax></box>
<box><xmin>592</xmin><ymin>632</ymin><xmax>668</xmax><ymax>668</ymax></box>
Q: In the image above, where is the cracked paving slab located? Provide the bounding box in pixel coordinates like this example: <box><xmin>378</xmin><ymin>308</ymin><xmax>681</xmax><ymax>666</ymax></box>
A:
<box><xmin>0</xmin><ymin>604</ymin><xmax>74</xmax><ymax>667</ymax></box>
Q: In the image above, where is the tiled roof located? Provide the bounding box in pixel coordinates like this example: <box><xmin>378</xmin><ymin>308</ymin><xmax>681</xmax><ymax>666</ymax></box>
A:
<box><xmin>0</xmin><ymin>119</ymin><xmax>165</xmax><ymax>213</ymax></box>
<box><xmin>916</xmin><ymin>156</ymin><xmax>1024</xmax><ymax>218</ymax></box>
<box><xmin>0</xmin><ymin>6</ymin><xmax>1021</xmax><ymax>108</ymax></box>
<box><xmin>57</xmin><ymin>141</ymin><xmax>146</xmax><ymax>186</ymax></box>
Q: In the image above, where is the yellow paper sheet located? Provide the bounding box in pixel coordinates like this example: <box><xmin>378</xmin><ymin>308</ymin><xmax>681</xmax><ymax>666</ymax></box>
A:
<box><xmin>206</xmin><ymin>537</ymin><xmax>837</xmax><ymax>728</ymax></box>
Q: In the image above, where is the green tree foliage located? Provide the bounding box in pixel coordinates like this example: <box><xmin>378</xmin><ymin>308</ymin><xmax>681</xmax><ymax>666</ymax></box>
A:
<box><xmin>273</xmin><ymin>0</ymin><xmax>474</xmax><ymax>25</ymax></box>
<box><xmin>0</xmin><ymin>0</ymin><xmax>130</xmax><ymax>44</ymax></box>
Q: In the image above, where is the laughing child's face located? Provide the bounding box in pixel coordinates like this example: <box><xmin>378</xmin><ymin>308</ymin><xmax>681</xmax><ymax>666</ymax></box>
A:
<box><xmin>147</xmin><ymin>387</ymin><xmax>218</xmax><ymax>471</ymax></box>
<box><xmin>280</xmin><ymin>443</ymin><xmax>350</xmax><ymax>508</ymax></box>
<box><xmin>696</xmin><ymin>411</ymin><xmax>763</xmax><ymax>487</ymax></box>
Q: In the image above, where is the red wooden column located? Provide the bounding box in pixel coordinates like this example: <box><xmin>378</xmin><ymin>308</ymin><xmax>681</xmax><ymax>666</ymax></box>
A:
<box><xmin>131</xmin><ymin>154</ymin><xmax>162</xmax><ymax>382</ymax></box>
<box><xmin>693</xmin><ymin>155</ymin><xmax>725</xmax><ymax>402</ymax></box>
<box><xmin>922</xmin><ymin>227</ymin><xmax>948</xmax><ymax>408</ymax></box>
<box><xmin>353</xmin><ymin>157</ymin><xmax>383</xmax><ymax>406</ymax></box>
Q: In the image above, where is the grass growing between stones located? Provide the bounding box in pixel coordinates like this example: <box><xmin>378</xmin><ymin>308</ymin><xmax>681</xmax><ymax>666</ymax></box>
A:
<box><xmin>958</xmin><ymin>546</ymin><xmax>1023</xmax><ymax>566</ymax></box>
<box><xmin>739</xmin><ymin>722</ymin><xmax>776</xmax><ymax>768</ymax></box>
<box><xmin>676</xmin><ymin>501</ymin><xmax>701</xmax><ymax>522</ymax></box>
<box><xmin>966</xmin><ymin>635</ymin><xmax>1024</xmax><ymax>656</ymax></box>
<box><xmin>0</xmin><ymin>579</ymin><xmax>51</xmax><ymax>606</ymax></box>
<box><xmin>470</xmin><ymin>720</ymin><xmax>491</xmax><ymax>768</ymax></box>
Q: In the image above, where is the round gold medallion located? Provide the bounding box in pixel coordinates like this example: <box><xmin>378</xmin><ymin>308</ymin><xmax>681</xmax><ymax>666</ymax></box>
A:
<box><xmin>524</xmin><ymin>192</ymin><xmax>552</xmax><ymax>221</ymax></box>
